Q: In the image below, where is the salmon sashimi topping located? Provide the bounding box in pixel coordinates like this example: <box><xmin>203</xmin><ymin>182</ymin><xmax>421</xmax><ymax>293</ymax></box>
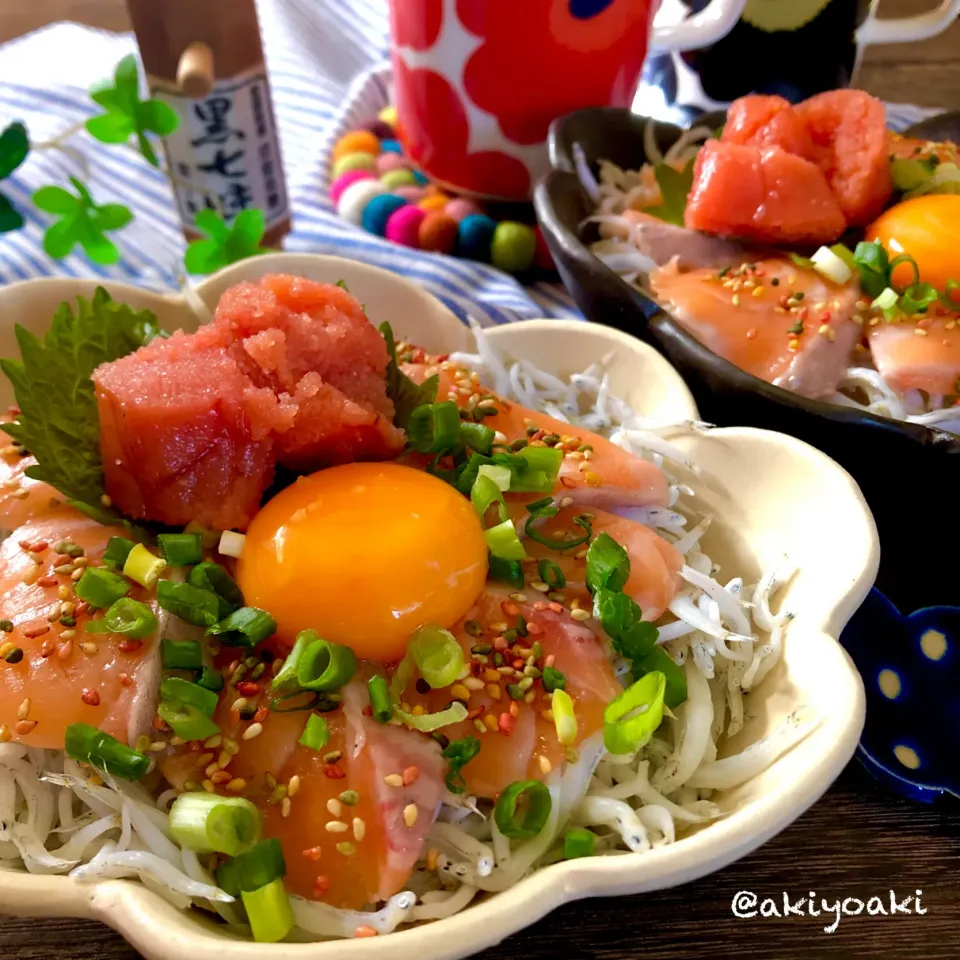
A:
<box><xmin>0</xmin><ymin>508</ymin><xmax>159</xmax><ymax>750</ymax></box>
<box><xmin>401</xmin><ymin>361</ymin><xmax>671</xmax><ymax>509</ymax></box>
<box><xmin>513</xmin><ymin>502</ymin><xmax>682</xmax><ymax>622</ymax></box>
<box><xmin>161</xmin><ymin>678</ymin><xmax>445</xmax><ymax>910</ymax></box>
<box><xmin>0</xmin><ymin>430</ymin><xmax>66</xmax><ymax>536</ymax></box>
<box><xmin>651</xmin><ymin>258</ymin><xmax>861</xmax><ymax>399</ymax></box>
<box><xmin>869</xmin><ymin>317</ymin><xmax>960</xmax><ymax>396</ymax></box>
<box><xmin>406</xmin><ymin>587</ymin><xmax>622</xmax><ymax>799</ymax></box>
<box><xmin>93</xmin><ymin>275</ymin><xmax>404</xmax><ymax>531</ymax></box>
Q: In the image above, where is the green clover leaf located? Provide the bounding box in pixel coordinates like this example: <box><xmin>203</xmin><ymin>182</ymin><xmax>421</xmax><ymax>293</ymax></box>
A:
<box><xmin>32</xmin><ymin>177</ymin><xmax>133</xmax><ymax>265</ymax></box>
<box><xmin>0</xmin><ymin>121</ymin><xmax>30</xmax><ymax>233</ymax></box>
<box><xmin>184</xmin><ymin>208</ymin><xmax>268</xmax><ymax>275</ymax></box>
<box><xmin>86</xmin><ymin>54</ymin><xmax>180</xmax><ymax>167</ymax></box>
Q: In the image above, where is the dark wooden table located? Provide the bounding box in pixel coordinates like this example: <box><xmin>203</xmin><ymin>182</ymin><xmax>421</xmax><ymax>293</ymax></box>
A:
<box><xmin>2</xmin><ymin>1</ymin><xmax>960</xmax><ymax>958</ymax></box>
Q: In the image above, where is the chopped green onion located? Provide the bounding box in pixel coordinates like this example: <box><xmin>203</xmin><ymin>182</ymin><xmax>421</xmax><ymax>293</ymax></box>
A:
<box><xmin>635</xmin><ymin>646</ymin><xmax>687</xmax><ymax>708</ymax></box>
<box><xmin>900</xmin><ymin>282</ymin><xmax>939</xmax><ymax>315</ymax></box>
<box><xmin>271</xmin><ymin>631</ymin><xmax>314</xmax><ymax>693</ymax></box>
<box><xmin>585</xmin><ymin>533</ymin><xmax>630</xmax><ymax>593</ymax></box>
<box><xmin>188</xmin><ymin>561</ymin><xmax>244</xmax><ymax>612</ymax></box>
<box><xmin>298</xmin><ymin>636</ymin><xmax>357</xmax><ymax>691</ymax></box>
<box><xmin>197</xmin><ymin>666</ymin><xmax>224</xmax><ymax>693</ymax></box>
<box><xmin>64</xmin><ymin>723</ymin><xmax>150</xmax><ymax>781</ymax></box>
<box><xmin>788</xmin><ymin>252</ymin><xmax>814</xmax><ymax>270</ymax></box>
<box><xmin>810</xmin><ymin>245</ymin><xmax>852</xmax><ymax>285</ymax></box>
<box><xmin>891</xmin><ymin>155</ymin><xmax>938</xmax><ymax>191</ymax></box>
<box><xmin>218</xmin><ymin>530</ymin><xmax>246</xmax><ymax>559</ymax></box>
<box><xmin>524</xmin><ymin>498</ymin><xmax>592</xmax><ymax>550</ymax></box>
<box><xmin>156</xmin><ymin>579</ymin><xmax>220</xmax><ymax>627</ymax></box>
<box><xmin>563</xmin><ymin>827</ymin><xmax>597</xmax><ymax>859</ymax></box>
<box><xmin>871</xmin><ymin>286</ymin><xmax>899</xmax><ymax>313</ymax></box>
<box><xmin>442</xmin><ymin>735</ymin><xmax>481</xmax><ymax>793</ymax></box>
<box><xmin>214</xmin><ymin>857</ymin><xmax>242</xmax><ymax>898</ymax></box>
<box><xmin>407</xmin><ymin>401</ymin><xmax>462</xmax><ymax>453</ymax></box>
<box><xmin>488</xmin><ymin>555</ymin><xmax>524</xmax><ymax>586</ymax></box>
<box><xmin>169</xmin><ymin>792</ymin><xmax>262</xmax><ymax>856</ymax></box>
<box><xmin>271</xmin><ymin>690</ymin><xmax>339</xmax><ymax>714</ymax></box>
<box><xmin>603</xmin><ymin>671</ymin><xmax>666</xmax><ymax>754</ymax></box>
<box><xmin>477</xmin><ymin>464</ymin><xmax>511</xmax><ymax>491</ymax></box>
<box><xmin>74</xmin><ymin>567</ymin><xmax>130</xmax><ymax>610</ymax></box>
<box><xmin>123</xmin><ymin>542</ymin><xmax>167</xmax><ymax>588</ymax></box>
<box><xmin>510</xmin><ymin>446</ymin><xmax>563</xmax><ymax>493</ymax></box>
<box><xmin>231</xmin><ymin>837</ymin><xmax>286</xmax><ymax>892</ymax></box>
<box><xmin>592</xmin><ymin>588</ymin><xmax>658</xmax><ymax>660</ymax></box>
<box><xmin>242</xmin><ymin>878</ymin><xmax>295</xmax><ymax>943</ymax></box>
<box><xmin>161</xmin><ymin>677</ymin><xmax>219</xmax><ymax>717</ymax></box>
<box><xmin>299</xmin><ymin>714</ymin><xmax>330</xmax><ymax>751</ymax></box>
<box><xmin>368</xmin><ymin>675</ymin><xmax>393</xmax><ymax>723</ymax></box>
<box><xmin>888</xmin><ymin>253</ymin><xmax>920</xmax><ymax>289</ymax></box>
<box><xmin>471</xmin><ymin>472</ymin><xmax>508</xmax><ymax>525</ymax></box>
<box><xmin>157</xmin><ymin>533</ymin><xmax>203</xmax><ymax>567</ymax></box>
<box><xmin>494</xmin><ymin>779</ymin><xmax>552</xmax><ymax>840</ymax></box>
<box><xmin>551</xmin><ymin>688</ymin><xmax>577</xmax><ymax>745</ymax></box>
<box><xmin>158</xmin><ymin>699</ymin><xmax>220</xmax><ymax>741</ymax></box>
<box><xmin>102</xmin><ymin>536</ymin><xmax>136</xmax><ymax>571</ymax></box>
<box><xmin>84</xmin><ymin>598</ymin><xmax>157</xmax><ymax>639</ymax></box>
<box><xmin>396</xmin><ymin>701</ymin><xmax>468</xmax><ymax>732</ymax></box>
<box><xmin>484</xmin><ymin>518</ymin><xmax>528</xmax><ymax>561</ymax></box>
<box><xmin>184</xmin><ymin>521</ymin><xmax>220</xmax><ymax>549</ymax></box>
<box><xmin>161</xmin><ymin>638</ymin><xmax>203</xmax><ymax>671</ymax></box>
<box><xmin>411</xmin><ymin>624</ymin><xmax>464</xmax><ymax>689</ymax></box>
<box><xmin>207</xmin><ymin>607</ymin><xmax>276</xmax><ymax>648</ymax></box>
<box><xmin>542</xmin><ymin>665</ymin><xmax>566</xmax><ymax>692</ymax></box>
<box><xmin>905</xmin><ymin>159</ymin><xmax>960</xmax><ymax>198</ymax></box>
<box><xmin>460</xmin><ymin>420</ymin><xmax>495</xmax><ymax>454</ymax></box>
<box><xmin>829</xmin><ymin>243</ymin><xmax>857</xmax><ymax>271</ymax></box>
<box><xmin>537</xmin><ymin>559</ymin><xmax>565</xmax><ymax>590</ymax></box>
<box><xmin>853</xmin><ymin>241</ymin><xmax>891</xmax><ymax>298</ymax></box>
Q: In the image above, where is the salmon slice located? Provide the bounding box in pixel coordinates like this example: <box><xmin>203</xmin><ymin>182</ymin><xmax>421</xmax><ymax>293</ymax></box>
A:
<box><xmin>401</xmin><ymin>362</ymin><xmax>671</xmax><ymax>510</ymax></box>
<box><xmin>512</xmin><ymin>502</ymin><xmax>682</xmax><ymax>622</ymax></box>
<box><xmin>614</xmin><ymin>210</ymin><xmax>752</xmax><ymax>271</ymax></box>
<box><xmin>887</xmin><ymin>133</ymin><xmax>957</xmax><ymax>164</ymax></box>
<box><xmin>869</xmin><ymin>318</ymin><xmax>960</xmax><ymax>395</ymax></box>
<box><xmin>684</xmin><ymin>140</ymin><xmax>846</xmax><ymax>246</ymax></box>
<box><xmin>405</xmin><ymin>587</ymin><xmax>622</xmax><ymax>799</ymax></box>
<box><xmin>0</xmin><ymin>431</ymin><xmax>65</xmax><ymax>536</ymax></box>
<box><xmin>651</xmin><ymin>258</ymin><xmax>861</xmax><ymax>398</ymax></box>
<box><xmin>0</xmin><ymin>507</ymin><xmax>160</xmax><ymax>749</ymax></box>
<box><xmin>722</xmin><ymin>94</ymin><xmax>816</xmax><ymax>160</ymax></box>
<box><xmin>161</xmin><ymin>679</ymin><xmax>445</xmax><ymax>910</ymax></box>
<box><xmin>794</xmin><ymin>89</ymin><xmax>892</xmax><ymax>227</ymax></box>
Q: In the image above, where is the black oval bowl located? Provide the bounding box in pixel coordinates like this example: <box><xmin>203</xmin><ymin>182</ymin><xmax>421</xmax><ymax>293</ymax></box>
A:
<box><xmin>535</xmin><ymin>107</ymin><xmax>960</xmax><ymax>805</ymax></box>
<box><xmin>534</xmin><ymin>106</ymin><xmax>960</xmax><ymax>614</ymax></box>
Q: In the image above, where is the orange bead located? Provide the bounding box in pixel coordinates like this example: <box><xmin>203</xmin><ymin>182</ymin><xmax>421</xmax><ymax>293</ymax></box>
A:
<box><xmin>418</xmin><ymin>194</ymin><xmax>449</xmax><ymax>213</ymax></box>
<box><xmin>332</xmin><ymin>130</ymin><xmax>381</xmax><ymax>162</ymax></box>
<box><xmin>418</xmin><ymin>212</ymin><xmax>458</xmax><ymax>253</ymax></box>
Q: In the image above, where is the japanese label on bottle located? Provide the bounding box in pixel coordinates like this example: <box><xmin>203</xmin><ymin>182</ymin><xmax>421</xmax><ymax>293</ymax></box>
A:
<box><xmin>151</xmin><ymin>64</ymin><xmax>289</xmax><ymax>233</ymax></box>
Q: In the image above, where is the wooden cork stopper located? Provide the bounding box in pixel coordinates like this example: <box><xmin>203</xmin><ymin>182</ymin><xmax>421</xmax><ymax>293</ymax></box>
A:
<box><xmin>176</xmin><ymin>41</ymin><xmax>215</xmax><ymax>98</ymax></box>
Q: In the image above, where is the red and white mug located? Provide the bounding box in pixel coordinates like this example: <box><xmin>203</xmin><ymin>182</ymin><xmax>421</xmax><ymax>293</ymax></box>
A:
<box><xmin>388</xmin><ymin>0</ymin><xmax>747</xmax><ymax>201</ymax></box>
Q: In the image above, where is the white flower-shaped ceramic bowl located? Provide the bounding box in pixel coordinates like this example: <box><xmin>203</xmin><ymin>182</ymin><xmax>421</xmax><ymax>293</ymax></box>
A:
<box><xmin>0</xmin><ymin>254</ymin><xmax>878</xmax><ymax>960</ymax></box>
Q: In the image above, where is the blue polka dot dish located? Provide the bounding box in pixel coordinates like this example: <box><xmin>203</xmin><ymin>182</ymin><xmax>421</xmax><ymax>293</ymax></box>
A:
<box><xmin>841</xmin><ymin>588</ymin><xmax>960</xmax><ymax>803</ymax></box>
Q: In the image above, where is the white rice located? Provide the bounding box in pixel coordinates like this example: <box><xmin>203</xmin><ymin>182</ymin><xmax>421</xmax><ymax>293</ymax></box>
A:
<box><xmin>0</xmin><ymin>322</ymin><xmax>811</xmax><ymax>940</ymax></box>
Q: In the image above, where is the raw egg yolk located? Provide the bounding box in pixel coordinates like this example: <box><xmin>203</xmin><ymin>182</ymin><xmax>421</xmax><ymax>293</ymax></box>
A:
<box><xmin>237</xmin><ymin>462</ymin><xmax>488</xmax><ymax>662</ymax></box>
<box><xmin>866</xmin><ymin>194</ymin><xmax>960</xmax><ymax>294</ymax></box>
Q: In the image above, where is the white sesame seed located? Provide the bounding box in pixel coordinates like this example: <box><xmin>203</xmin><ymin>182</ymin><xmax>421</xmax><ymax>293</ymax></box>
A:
<box><xmin>281</xmin><ymin>797</ymin><xmax>291</xmax><ymax>818</ymax></box>
<box><xmin>384</xmin><ymin>773</ymin><xmax>404</xmax><ymax>787</ymax></box>
<box><xmin>352</xmin><ymin>817</ymin><xmax>366</xmax><ymax>841</ymax></box>
<box><xmin>288</xmin><ymin>775</ymin><xmax>301</xmax><ymax>797</ymax></box>
<box><xmin>326</xmin><ymin>798</ymin><xmax>343</xmax><ymax>817</ymax></box>
<box><xmin>325</xmin><ymin>820</ymin><xmax>349</xmax><ymax>833</ymax></box>
<box><xmin>403</xmin><ymin>804</ymin><xmax>419</xmax><ymax>828</ymax></box>
<box><xmin>241</xmin><ymin>722</ymin><xmax>263</xmax><ymax>741</ymax></box>
<box><xmin>570</xmin><ymin>608</ymin><xmax>591</xmax><ymax>622</ymax></box>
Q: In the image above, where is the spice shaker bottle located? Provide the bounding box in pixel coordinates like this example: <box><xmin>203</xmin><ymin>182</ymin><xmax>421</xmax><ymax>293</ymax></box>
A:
<box><xmin>126</xmin><ymin>0</ymin><xmax>290</xmax><ymax>246</ymax></box>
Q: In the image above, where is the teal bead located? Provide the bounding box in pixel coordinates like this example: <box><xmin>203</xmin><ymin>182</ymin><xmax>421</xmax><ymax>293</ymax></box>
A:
<box><xmin>380</xmin><ymin>168</ymin><xmax>418</xmax><ymax>190</ymax></box>
<box><xmin>331</xmin><ymin>151</ymin><xmax>378</xmax><ymax>178</ymax></box>
<box><xmin>412</xmin><ymin>170</ymin><xmax>428</xmax><ymax>185</ymax></box>
<box><xmin>456</xmin><ymin>214</ymin><xmax>497</xmax><ymax>262</ymax></box>
<box><xmin>490</xmin><ymin>221</ymin><xmax>537</xmax><ymax>273</ymax></box>
<box><xmin>362</xmin><ymin>194</ymin><xmax>408</xmax><ymax>236</ymax></box>
<box><xmin>380</xmin><ymin>139</ymin><xmax>403</xmax><ymax>154</ymax></box>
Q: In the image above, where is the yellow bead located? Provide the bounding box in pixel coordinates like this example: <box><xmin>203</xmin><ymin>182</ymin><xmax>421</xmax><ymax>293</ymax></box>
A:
<box><xmin>379</xmin><ymin>105</ymin><xmax>399</xmax><ymax>128</ymax></box>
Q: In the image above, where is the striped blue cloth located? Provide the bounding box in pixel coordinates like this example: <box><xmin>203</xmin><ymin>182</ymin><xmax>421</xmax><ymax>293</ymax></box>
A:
<box><xmin>0</xmin><ymin>1</ymin><xmax>936</xmax><ymax>325</ymax></box>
